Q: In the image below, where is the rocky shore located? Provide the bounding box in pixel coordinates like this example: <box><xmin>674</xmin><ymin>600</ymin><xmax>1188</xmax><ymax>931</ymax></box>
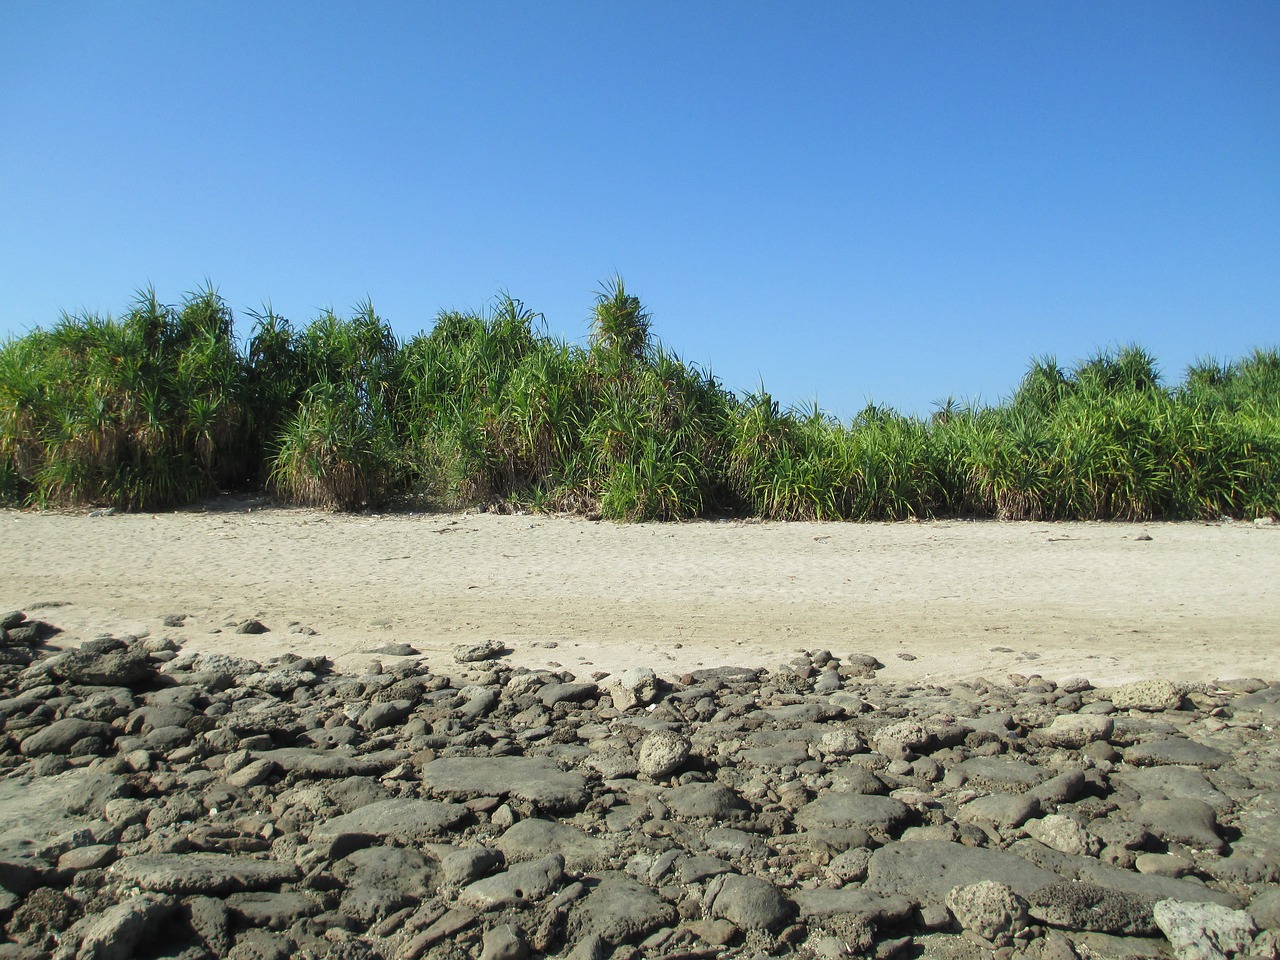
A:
<box><xmin>1</xmin><ymin>610</ymin><xmax>1278</xmax><ymax>960</ymax></box>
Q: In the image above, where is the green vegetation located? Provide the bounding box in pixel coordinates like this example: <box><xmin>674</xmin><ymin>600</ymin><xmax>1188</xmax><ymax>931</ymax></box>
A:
<box><xmin>2</xmin><ymin>280</ymin><xmax>1277</xmax><ymax>521</ymax></box>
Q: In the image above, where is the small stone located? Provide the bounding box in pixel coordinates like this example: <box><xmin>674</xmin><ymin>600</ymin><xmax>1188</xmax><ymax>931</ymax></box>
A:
<box><xmin>638</xmin><ymin>731</ymin><xmax>691</xmax><ymax>780</ymax></box>
<box><xmin>236</xmin><ymin>619</ymin><xmax>269</xmax><ymax>634</ymax></box>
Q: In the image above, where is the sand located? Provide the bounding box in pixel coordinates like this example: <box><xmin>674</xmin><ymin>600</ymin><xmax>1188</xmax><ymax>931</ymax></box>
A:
<box><xmin>2</xmin><ymin>500</ymin><xmax>1277</xmax><ymax>686</ymax></box>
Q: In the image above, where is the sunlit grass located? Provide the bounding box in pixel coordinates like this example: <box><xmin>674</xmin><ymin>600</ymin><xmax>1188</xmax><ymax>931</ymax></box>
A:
<box><xmin>1</xmin><ymin>282</ymin><xmax>1276</xmax><ymax>520</ymax></box>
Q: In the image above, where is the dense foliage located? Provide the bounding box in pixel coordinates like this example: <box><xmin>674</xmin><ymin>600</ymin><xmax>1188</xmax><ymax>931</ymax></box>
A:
<box><xmin>2</xmin><ymin>281</ymin><xmax>1277</xmax><ymax>520</ymax></box>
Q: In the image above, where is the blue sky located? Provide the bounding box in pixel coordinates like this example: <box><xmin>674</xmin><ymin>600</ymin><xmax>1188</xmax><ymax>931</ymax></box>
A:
<box><xmin>2</xmin><ymin>3</ymin><xmax>1277</xmax><ymax>417</ymax></box>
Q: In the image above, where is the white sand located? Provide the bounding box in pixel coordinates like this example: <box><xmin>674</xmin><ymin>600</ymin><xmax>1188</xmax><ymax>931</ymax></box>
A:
<box><xmin>3</xmin><ymin>502</ymin><xmax>1277</xmax><ymax>686</ymax></box>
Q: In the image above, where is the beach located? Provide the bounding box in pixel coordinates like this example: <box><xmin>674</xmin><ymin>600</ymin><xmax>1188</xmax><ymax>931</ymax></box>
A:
<box><xmin>3</xmin><ymin>502</ymin><xmax>1276</xmax><ymax>685</ymax></box>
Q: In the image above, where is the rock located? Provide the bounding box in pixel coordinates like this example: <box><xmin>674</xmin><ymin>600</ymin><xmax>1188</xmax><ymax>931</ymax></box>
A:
<box><xmin>108</xmin><ymin>853</ymin><xmax>299</xmax><ymax>895</ymax></box>
<box><xmin>1132</xmin><ymin>798</ymin><xmax>1224</xmax><ymax>853</ymax></box>
<box><xmin>253</xmin><ymin>747</ymin><xmax>406</xmax><ymax>778</ymax></box>
<box><xmin>1125</xmin><ymin>738</ymin><xmax>1229</xmax><ymax>769</ymax></box>
<box><xmin>794</xmin><ymin>792</ymin><xmax>911</xmax><ymax>834</ymax></box>
<box><xmin>480</xmin><ymin>923</ymin><xmax>529</xmax><ymax>960</ymax></box>
<box><xmin>357</xmin><ymin>700</ymin><xmax>411</xmax><ymax>732</ymax></box>
<box><xmin>705</xmin><ymin>874</ymin><xmax>792</xmax><ymax>931</ymax></box>
<box><xmin>225</xmin><ymin>891</ymin><xmax>320</xmax><ymax>930</ymax></box>
<box><xmin>573</xmin><ymin>874</ymin><xmax>677</xmax><ymax>944</ymax></box>
<box><xmin>19</xmin><ymin>718</ymin><xmax>115</xmax><ymax>755</ymax></box>
<box><xmin>454</xmin><ymin>639</ymin><xmax>507</xmax><ymax>663</ymax></box>
<box><xmin>458</xmin><ymin>855</ymin><xmax>565</xmax><ymax>910</ymax></box>
<box><xmin>791</xmin><ymin>889</ymin><xmax>913</xmax><ymax>925</ymax></box>
<box><xmin>662</xmin><ymin>782</ymin><xmax>747</xmax><ymax>820</ymax></box>
<box><xmin>538</xmin><ymin>681</ymin><xmax>598</xmax><ymax>707</ymax></box>
<box><xmin>43</xmin><ymin>649</ymin><xmax>152</xmax><ymax>688</ymax></box>
<box><xmin>67</xmin><ymin>892</ymin><xmax>174</xmax><ymax>960</ymax></box>
<box><xmin>611</xmin><ymin>667</ymin><xmax>660</xmax><ymax>711</ymax></box>
<box><xmin>637</xmin><ymin>731</ymin><xmax>690</xmax><ymax>780</ymax></box>
<box><xmin>311</xmin><ymin>799</ymin><xmax>468</xmax><ymax>849</ymax></box>
<box><xmin>497</xmin><ymin>819</ymin><xmax>611</xmax><ymax>872</ymax></box>
<box><xmin>420</xmin><ymin>757</ymin><xmax>589</xmax><ymax>812</ymax></box>
<box><xmin>1251</xmin><ymin>888</ymin><xmax>1280</xmax><ymax>930</ymax></box>
<box><xmin>1153</xmin><ymin>899</ymin><xmax>1257</xmax><ymax>960</ymax></box>
<box><xmin>236</xmin><ymin>618</ymin><xmax>269</xmax><ymax>634</ymax></box>
<box><xmin>955</xmin><ymin>757</ymin><xmax>1051</xmax><ymax>793</ymax></box>
<box><xmin>864</xmin><ymin>841</ymin><xmax>1061</xmax><ymax>906</ymax></box>
<box><xmin>945</xmin><ymin>881</ymin><xmax>1029</xmax><ymax>946</ymax></box>
<box><xmin>1028</xmin><ymin>881</ymin><xmax>1158</xmax><ymax>935</ymax></box>
<box><xmin>1032</xmin><ymin>714</ymin><xmax>1113</xmax><ymax>749</ymax></box>
<box><xmin>957</xmin><ymin>792</ymin><xmax>1040</xmax><ymax>829</ymax></box>
<box><xmin>366</xmin><ymin>642</ymin><xmax>419</xmax><ymax>657</ymax></box>
<box><xmin>1112</xmin><ymin>679</ymin><xmax>1182</xmax><ymax>712</ymax></box>
<box><xmin>1114</xmin><ymin>766</ymin><xmax>1231</xmax><ymax>812</ymax></box>
<box><xmin>225</xmin><ymin>758</ymin><xmax>278</xmax><ymax>789</ymax></box>
<box><xmin>1025</xmin><ymin>814</ymin><xmax>1101</xmax><ymax>857</ymax></box>
<box><xmin>438</xmin><ymin>845</ymin><xmax>503</xmax><ymax>887</ymax></box>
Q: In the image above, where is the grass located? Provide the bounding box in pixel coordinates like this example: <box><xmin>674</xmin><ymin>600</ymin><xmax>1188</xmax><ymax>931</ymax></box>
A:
<box><xmin>1</xmin><ymin>281</ymin><xmax>1277</xmax><ymax>521</ymax></box>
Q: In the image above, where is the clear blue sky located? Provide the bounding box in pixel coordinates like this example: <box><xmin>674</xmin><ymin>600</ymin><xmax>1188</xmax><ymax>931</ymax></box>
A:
<box><xmin>3</xmin><ymin>3</ymin><xmax>1277</xmax><ymax>417</ymax></box>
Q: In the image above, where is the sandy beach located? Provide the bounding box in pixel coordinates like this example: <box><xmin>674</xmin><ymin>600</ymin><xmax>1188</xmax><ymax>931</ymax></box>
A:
<box><xmin>2</xmin><ymin>502</ymin><xmax>1277</xmax><ymax>686</ymax></box>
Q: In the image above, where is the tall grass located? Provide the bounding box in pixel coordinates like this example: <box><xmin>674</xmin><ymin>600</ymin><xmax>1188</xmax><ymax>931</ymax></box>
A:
<box><xmin>1</xmin><ymin>282</ymin><xmax>1276</xmax><ymax>520</ymax></box>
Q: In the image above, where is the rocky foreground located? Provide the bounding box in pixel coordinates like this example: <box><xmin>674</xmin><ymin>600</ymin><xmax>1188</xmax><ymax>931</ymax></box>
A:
<box><xmin>1</xmin><ymin>612</ymin><xmax>1279</xmax><ymax>960</ymax></box>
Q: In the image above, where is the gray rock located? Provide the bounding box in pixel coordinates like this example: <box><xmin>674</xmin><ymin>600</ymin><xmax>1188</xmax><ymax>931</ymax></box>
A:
<box><xmin>957</xmin><ymin>792</ymin><xmax>1041</xmax><ymax>829</ymax></box>
<box><xmin>610</xmin><ymin>668</ymin><xmax>660</xmax><ymax>711</ymax></box>
<box><xmin>420</xmin><ymin>756</ymin><xmax>589</xmax><ymax>812</ymax></box>
<box><xmin>1031</xmin><ymin>714</ymin><xmax>1113</xmax><ymax>749</ymax></box>
<box><xmin>357</xmin><ymin>700</ymin><xmax>411</xmax><ymax>732</ymax></box>
<box><xmin>1077</xmin><ymin>860</ymin><xmax>1241</xmax><ymax>909</ymax></box>
<box><xmin>662</xmin><ymin>782</ymin><xmax>747</xmax><ymax>820</ymax></box>
<box><xmin>1025</xmin><ymin>815</ymin><xmax>1102</xmax><ymax>857</ymax></box>
<box><xmin>956</xmin><ymin>757</ymin><xmax>1051</xmax><ymax>793</ymax></box>
<box><xmin>573</xmin><ymin>874</ymin><xmax>677</xmax><ymax>944</ymax></box>
<box><xmin>438</xmin><ymin>846</ymin><xmax>503</xmax><ymax>887</ymax></box>
<box><xmin>1126</xmin><ymin>738</ymin><xmax>1229</xmax><ymax>769</ymax></box>
<box><xmin>1153</xmin><ymin>899</ymin><xmax>1257</xmax><ymax>960</ymax></box>
<box><xmin>44</xmin><ymin>649</ymin><xmax>152</xmax><ymax>688</ymax></box>
<box><xmin>310</xmin><ymin>798</ymin><xmax>468</xmax><ymax>848</ymax></box>
<box><xmin>538</xmin><ymin>681</ymin><xmax>598</xmax><ymax>707</ymax></box>
<box><xmin>703</xmin><ymin>826</ymin><xmax>768</xmax><ymax>860</ymax></box>
<box><xmin>454</xmin><ymin>639</ymin><xmax>508</xmax><ymax>663</ymax></box>
<box><xmin>19</xmin><ymin>719</ymin><xmax>115</xmax><ymax>756</ymax></box>
<box><xmin>1250</xmin><ymin>888</ymin><xmax>1280</xmax><ymax>930</ymax></box>
<box><xmin>253</xmin><ymin>747</ymin><xmax>407</xmax><ymax>778</ymax></box>
<box><xmin>480</xmin><ymin>923</ymin><xmax>529</xmax><ymax>960</ymax></box>
<box><xmin>1112</xmin><ymin>679</ymin><xmax>1182</xmax><ymax>712</ymax></box>
<box><xmin>108</xmin><ymin>853</ymin><xmax>299</xmax><ymax>895</ymax></box>
<box><xmin>1132</xmin><ymin>798</ymin><xmax>1224</xmax><ymax>853</ymax></box>
<box><xmin>225</xmin><ymin>891</ymin><xmax>320</xmax><ymax>930</ymax></box>
<box><xmin>637</xmin><ymin>731</ymin><xmax>690</xmax><ymax>780</ymax></box>
<box><xmin>1029</xmin><ymin>881</ymin><xmax>1158</xmax><ymax>935</ymax></box>
<box><xmin>791</xmin><ymin>888</ymin><xmax>913</xmax><ymax>924</ymax></box>
<box><xmin>225</xmin><ymin>758</ymin><xmax>277</xmax><ymax>789</ymax></box>
<box><xmin>945</xmin><ymin>881</ymin><xmax>1029</xmax><ymax>945</ymax></box>
<box><xmin>458</xmin><ymin>854</ymin><xmax>564</xmax><ymax>911</ymax></box>
<box><xmin>705</xmin><ymin>873</ymin><xmax>792</xmax><ymax>931</ymax></box>
<box><xmin>1113</xmin><ymin>766</ymin><xmax>1231</xmax><ymax>812</ymax></box>
<box><xmin>864</xmin><ymin>841</ymin><xmax>1061</xmax><ymax>906</ymax></box>
<box><xmin>68</xmin><ymin>893</ymin><xmax>175</xmax><ymax>960</ymax></box>
<box><xmin>794</xmin><ymin>792</ymin><xmax>910</xmax><ymax>834</ymax></box>
<box><xmin>497</xmin><ymin>819</ymin><xmax>611</xmax><ymax>872</ymax></box>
